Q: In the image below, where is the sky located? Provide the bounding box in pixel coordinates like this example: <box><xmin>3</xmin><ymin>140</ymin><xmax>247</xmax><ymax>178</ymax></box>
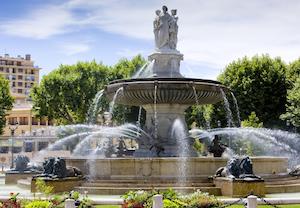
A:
<box><xmin>1</xmin><ymin>0</ymin><xmax>300</xmax><ymax>80</ymax></box>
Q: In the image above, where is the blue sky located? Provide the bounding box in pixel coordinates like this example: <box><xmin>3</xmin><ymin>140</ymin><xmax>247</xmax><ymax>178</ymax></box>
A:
<box><xmin>1</xmin><ymin>0</ymin><xmax>300</xmax><ymax>80</ymax></box>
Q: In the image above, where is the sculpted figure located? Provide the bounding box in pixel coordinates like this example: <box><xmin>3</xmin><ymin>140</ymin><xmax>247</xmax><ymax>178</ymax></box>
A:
<box><xmin>153</xmin><ymin>10</ymin><xmax>161</xmax><ymax>49</ymax></box>
<box><xmin>154</xmin><ymin>6</ymin><xmax>173</xmax><ymax>49</ymax></box>
<box><xmin>169</xmin><ymin>9</ymin><xmax>178</xmax><ymax>49</ymax></box>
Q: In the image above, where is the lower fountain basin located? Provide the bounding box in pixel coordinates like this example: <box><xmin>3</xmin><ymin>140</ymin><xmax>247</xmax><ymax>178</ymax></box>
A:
<box><xmin>66</xmin><ymin>156</ymin><xmax>288</xmax><ymax>179</ymax></box>
<box><xmin>105</xmin><ymin>78</ymin><xmax>229</xmax><ymax>106</ymax></box>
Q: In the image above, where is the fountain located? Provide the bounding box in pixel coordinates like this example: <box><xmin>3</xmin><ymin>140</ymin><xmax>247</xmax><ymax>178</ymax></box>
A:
<box><xmin>105</xmin><ymin>6</ymin><xmax>229</xmax><ymax>157</ymax></box>
<box><xmin>15</xmin><ymin>6</ymin><xmax>294</xmax><ymax>195</ymax></box>
<box><xmin>63</xmin><ymin>6</ymin><xmax>288</xmax><ymax>195</ymax></box>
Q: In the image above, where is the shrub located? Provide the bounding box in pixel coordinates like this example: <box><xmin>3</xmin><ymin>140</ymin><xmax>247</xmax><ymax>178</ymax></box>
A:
<box><xmin>25</xmin><ymin>200</ymin><xmax>52</xmax><ymax>208</ymax></box>
<box><xmin>180</xmin><ymin>190</ymin><xmax>222</xmax><ymax>208</ymax></box>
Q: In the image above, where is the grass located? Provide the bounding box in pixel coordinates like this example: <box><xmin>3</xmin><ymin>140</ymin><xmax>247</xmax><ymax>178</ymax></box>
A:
<box><xmin>227</xmin><ymin>205</ymin><xmax>300</xmax><ymax>208</ymax></box>
<box><xmin>94</xmin><ymin>204</ymin><xmax>300</xmax><ymax>208</ymax></box>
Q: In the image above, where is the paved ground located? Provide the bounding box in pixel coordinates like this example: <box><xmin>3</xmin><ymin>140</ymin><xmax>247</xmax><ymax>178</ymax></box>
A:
<box><xmin>0</xmin><ymin>176</ymin><xmax>299</xmax><ymax>201</ymax></box>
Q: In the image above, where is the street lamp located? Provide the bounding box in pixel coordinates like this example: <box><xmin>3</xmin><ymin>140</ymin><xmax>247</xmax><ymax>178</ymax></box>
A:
<box><xmin>9</xmin><ymin>121</ymin><xmax>19</xmax><ymax>169</ymax></box>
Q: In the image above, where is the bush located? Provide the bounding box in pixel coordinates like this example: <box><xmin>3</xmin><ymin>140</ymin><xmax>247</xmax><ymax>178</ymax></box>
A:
<box><xmin>181</xmin><ymin>190</ymin><xmax>222</xmax><ymax>208</ymax></box>
<box><xmin>122</xmin><ymin>189</ymin><xmax>222</xmax><ymax>208</ymax></box>
<box><xmin>25</xmin><ymin>200</ymin><xmax>52</xmax><ymax>208</ymax></box>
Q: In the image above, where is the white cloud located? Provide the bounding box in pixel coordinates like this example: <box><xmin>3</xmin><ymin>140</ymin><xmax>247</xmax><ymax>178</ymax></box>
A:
<box><xmin>116</xmin><ymin>48</ymin><xmax>145</xmax><ymax>58</ymax></box>
<box><xmin>60</xmin><ymin>42</ymin><xmax>91</xmax><ymax>56</ymax></box>
<box><xmin>2</xmin><ymin>0</ymin><xmax>300</xmax><ymax>78</ymax></box>
<box><xmin>0</xmin><ymin>5</ymin><xmax>75</xmax><ymax>39</ymax></box>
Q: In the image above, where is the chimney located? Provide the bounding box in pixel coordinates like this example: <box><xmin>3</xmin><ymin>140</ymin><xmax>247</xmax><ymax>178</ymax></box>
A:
<box><xmin>25</xmin><ymin>54</ymin><xmax>31</xmax><ymax>60</ymax></box>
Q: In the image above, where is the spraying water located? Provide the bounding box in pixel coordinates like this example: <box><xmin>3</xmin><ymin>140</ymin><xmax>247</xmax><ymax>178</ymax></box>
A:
<box><xmin>87</xmin><ymin>90</ymin><xmax>104</xmax><ymax>124</ymax></box>
<box><xmin>132</xmin><ymin>60</ymin><xmax>155</xmax><ymax>78</ymax></box>
<box><xmin>231</xmin><ymin>92</ymin><xmax>241</xmax><ymax>126</ymax></box>
<box><xmin>154</xmin><ymin>84</ymin><xmax>158</xmax><ymax>139</ymax></box>
<box><xmin>171</xmin><ymin>118</ymin><xmax>189</xmax><ymax>185</ymax></box>
<box><xmin>220</xmin><ymin>89</ymin><xmax>234</xmax><ymax>127</ymax></box>
<box><xmin>109</xmin><ymin>87</ymin><xmax>124</xmax><ymax>115</ymax></box>
<box><xmin>191</xmin><ymin>127</ymin><xmax>300</xmax><ymax>166</ymax></box>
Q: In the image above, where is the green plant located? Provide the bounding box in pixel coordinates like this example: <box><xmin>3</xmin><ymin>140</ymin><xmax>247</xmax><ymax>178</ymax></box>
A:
<box><xmin>0</xmin><ymin>193</ymin><xmax>21</xmax><ymax>208</ymax></box>
<box><xmin>122</xmin><ymin>190</ymin><xmax>150</xmax><ymax>208</ymax></box>
<box><xmin>35</xmin><ymin>178</ymin><xmax>54</xmax><ymax>198</ymax></box>
<box><xmin>25</xmin><ymin>200</ymin><xmax>52</xmax><ymax>208</ymax></box>
<box><xmin>71</xmin><ymin>191</ymin><xmax>80</xmax><ymax>200</ymax></box>
<box><xmin>180</xmin><ymin>190</ymin><xmax>222</xmax><ymax>208</ymax></box>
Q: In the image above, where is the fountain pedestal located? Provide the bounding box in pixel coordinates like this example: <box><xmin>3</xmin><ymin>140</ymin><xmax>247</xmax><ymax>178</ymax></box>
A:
<box><xmin>214</xmin><ymin>177</ymin><xmax>265</xmax><ymax>197</ymax></box>
<box><xmin>148</xmin><ymin>50</ymin><xmax>183</xmax><ymax>78</ymax></box>
<box><xmin>134</xmin><ymin>104</ymin><xmax>197</xmax><ymax>157</ymax></box>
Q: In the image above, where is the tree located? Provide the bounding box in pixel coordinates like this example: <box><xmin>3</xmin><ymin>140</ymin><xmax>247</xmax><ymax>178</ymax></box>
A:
<box><xmin>31</xmin><ymin>55</ymin><xmax>146</xmax><ymax>125</ymax></box>
<box><xmin>216</xmin><ymin>54</ymin><xmax>287</xmax><ymax>128</ymax></box>
<box><xmin>241</xmin><ymin>112</ymin><xmax>263</xmax><ymax>128</ymax></box>
<box><xmin>280</xmin><ymin>77</ymin><xmax>300</xmax><ymax>127</ymax></box>
<box><xmin>0</xmin><ymin>77</ymin><xmax>14</xmax><ymax>134</ymax></box>
<box><xmin>286</xmin><ymin>58</ymin><xmax>300</xmax><ymax>87</ymax></box>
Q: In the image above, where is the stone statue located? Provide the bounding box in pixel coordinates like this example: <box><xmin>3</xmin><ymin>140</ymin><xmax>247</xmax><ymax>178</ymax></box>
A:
<box><xmin>153</xmin><ymin>5</ymin><xmax>177</xmax><ymax>50</ymax></box>
<box><xmin>215</xmin><ymin>156</ymin><xmax>261</xmax><ymax>180</ymax></box>
<box><xmin>208</xmin><ymin>135</ymin><xmax>227</xmax><ymax>157</ymax></box>
<box><xmin>169</xmin><ymin>9</ymin><xmax>178</xmax><ymax>49</ymax></box>
<box><xmin>35</xmin><ymin>157</ymin><xmax>82</xmax><ymax>179</ymax></box>
<box><xmin>14</xmin><ymin>155</ymin><xmax>30</xmax><ymax>172</ymax></box>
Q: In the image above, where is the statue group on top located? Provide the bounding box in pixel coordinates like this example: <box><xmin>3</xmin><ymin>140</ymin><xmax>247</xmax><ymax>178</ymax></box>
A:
<box><xmin>154</xmin><ymin>6</ymin><xmax>178</xmax><ymax>50</ymax></box>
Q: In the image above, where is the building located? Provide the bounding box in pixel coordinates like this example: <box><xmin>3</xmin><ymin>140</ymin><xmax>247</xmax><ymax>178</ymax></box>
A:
<box><xmin>0</xmin><ymin>54</ymin><xmax>39</xmax><ymax>103</ymax></box>
<box><xmin>0</xmin><ymin>54</ymin><xmax>53</xmax><ymax>136</ymax></box>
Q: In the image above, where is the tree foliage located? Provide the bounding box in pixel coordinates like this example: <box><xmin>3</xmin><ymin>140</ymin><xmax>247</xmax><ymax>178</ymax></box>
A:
<box><xmin>280</xmin><ymin>77</ymin><xmax>300</xmax><ymax>127</ymax></box>
<box><xmin>241</xmin><ymin>112</ymin><xmax>263</xmax><ymax>128</ymax></box>
<box><xmin>216</xmin><ymin>54</ymin><xmax>287</xmax><ymax>128</ymax></box>
<box><xmin>286</xmin><ymin>58</ymin><xmax>300</xmax><ymax>87</ymax></box>
<box><xmin>0</xmin><ymin>77</ymin><xmax>14</xmax><ymax>134</ymax></box>
<box><xmin>31</xmin><ymin>55</ymin><xmax>146</xmax><ymax>125</ymax></box>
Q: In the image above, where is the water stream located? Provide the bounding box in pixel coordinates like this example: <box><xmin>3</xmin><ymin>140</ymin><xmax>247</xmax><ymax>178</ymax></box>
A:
<box><xmin>220</xmin><ymin>89</ymin><xmax>234</xmax><ymax>127</ymax></box>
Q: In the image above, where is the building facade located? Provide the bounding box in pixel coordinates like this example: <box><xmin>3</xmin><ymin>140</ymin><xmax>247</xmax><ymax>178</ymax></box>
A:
<box><xmin>0</xmin><ymin>54</ymin><xmax>53</xmax><ymax>136</ymax></box>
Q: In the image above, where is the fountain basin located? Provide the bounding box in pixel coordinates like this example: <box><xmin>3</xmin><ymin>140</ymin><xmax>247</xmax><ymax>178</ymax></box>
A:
<box><xmin>66</xmin><ymin>156</ymin><xmax>288</xmax><ymax>179</ymax></box>
<box><xmin>105</xmin><ymin>77</ymin><xmax>229</xmax><ymax>106</ymax></box>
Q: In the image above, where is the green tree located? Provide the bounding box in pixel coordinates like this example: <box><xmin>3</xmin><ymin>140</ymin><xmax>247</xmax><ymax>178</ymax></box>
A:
<box><xmin>286</xmin><ymin>58</ymin><xmax>300</xmax><ymax>87</ymax></box>
<box><xmin>280</xmin><ymin>77</ymin><xmax>300</xmax><ymax>127</ymax></box>
<box><xmin>31</xmin><ymin>55</ymin><xmax>146</xmax><ymax>125</ymax></box>
<box><xmin>0</xmin><ymin>77</ymin><xmax>14</xmax><ymax>134</ymax></box>
<box><xmin>241</xmin><ymin>112</ymin><xmax>263</xmax><ymax>128</ymax></box>
<box><xmin>216</xmin><ymin>54</ymin><xmax>287</xmax><ymax>128</ymax></box>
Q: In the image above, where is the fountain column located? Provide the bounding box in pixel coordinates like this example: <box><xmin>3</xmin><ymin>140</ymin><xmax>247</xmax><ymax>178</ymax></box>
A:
<box><xmin>134</xmin><ymin>104</ymin><xmax>197</xmax><ymax>157</ymax></box>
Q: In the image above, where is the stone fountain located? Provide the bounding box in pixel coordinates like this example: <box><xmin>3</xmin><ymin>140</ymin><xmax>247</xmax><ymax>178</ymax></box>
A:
<box><xmin>63</xmin><ymin>7</ymin><xmax>288</xmax><ymax>195</ymax></box>
<box><xmin>105</xmin><ymin>5</ymin><xmax>228</xmax><ymax>157</ymax></box>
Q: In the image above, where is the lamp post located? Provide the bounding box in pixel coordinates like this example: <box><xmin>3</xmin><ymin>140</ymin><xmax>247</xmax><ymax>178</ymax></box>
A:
<box><xmin>9</xmin><ymin>122</ymin><xmax>19</xmax><ymax>169</ymax></box>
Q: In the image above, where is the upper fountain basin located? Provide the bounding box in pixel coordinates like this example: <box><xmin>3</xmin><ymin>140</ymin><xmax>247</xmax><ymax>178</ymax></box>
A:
<box><xmin>105</xmin><ymin>77</ymin><xmax>230</xmax><ymax>106</ymax></box>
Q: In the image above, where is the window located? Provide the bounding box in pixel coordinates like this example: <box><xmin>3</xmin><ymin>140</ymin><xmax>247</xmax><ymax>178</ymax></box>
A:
<box><xmin>32</xmin><ymin>117</ymin><xmax>38</xmax><ymax>125</ymax></box>
<box><xmin>18</xmin><ymin>75</ymin><xmax>23</xmax><ymax>80</ymax></box>
<box><xmin>40</xmin><ymin>117</ymin><xmax>47</xmax><ymax>125</ymax></box>
<box><xmin>24</xmin><ymin>141</ymin><xmax>33</xmax><ymax>152</ymax></box>
<box><xmin>8</xmin><ymin>117</ymin><xmax>18</xmax><ymax>125</ymax></box>
<box><xmin>0</xmin><ymin>147</ymin><xmax>8</xmax><ymax>153</ymax></box>
<box><xmin>17</xmin><ymin>62</ymin><xmax>21</xmax><ymax>66</ymax></box>
<box><xmin>17</xmin><ymin>89</ymin><xmax>22</xmax><ymax>93</ymax></box>
<box><xmin>19</xmin><ymin>117</ymin><xmax>28</xmax><ymax>125</ymax></box>
<box><xmin>18</xmin><ymin>82</ymin><xmax>22</xmax><ymax>87</ymax></box>
<box><xmin>12</xmin><ymin>68</ymin><xmax>16</xmax><ymax>73</ymax></box>
<box><xmin>48</xmin><ymin>119</ymin><xmax>54</xmax><ymax>126</ymax></box>
<box><xmin>12</xmin><ymin>82</ymin><xmax>15</xmax><ymax>87</ymax></box>
<box><xmin>0</xmin><ymin>67</ymin><xmax>3</xmax><ymax>72</ymax></box>
<box><xmin>18</xmin><ymin>68</ymin><xmax>23</xmax><ymax>73</ymax></box>
<box><xmin>38</xmin><ymin>142</ymin><xmax>48</xmax><ymax>151</ymax></box>
<box><xmin>12</xmin><ymin>147</ymin><xmax>22</xmax><ymax>153</ymax></box>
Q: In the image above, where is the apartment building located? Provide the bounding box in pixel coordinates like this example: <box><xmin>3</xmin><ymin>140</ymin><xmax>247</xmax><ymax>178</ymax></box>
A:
<box><xmin>0</xmin><ymin>54</ymin><xmax>53</xmax><ymax>136</ymax></box>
